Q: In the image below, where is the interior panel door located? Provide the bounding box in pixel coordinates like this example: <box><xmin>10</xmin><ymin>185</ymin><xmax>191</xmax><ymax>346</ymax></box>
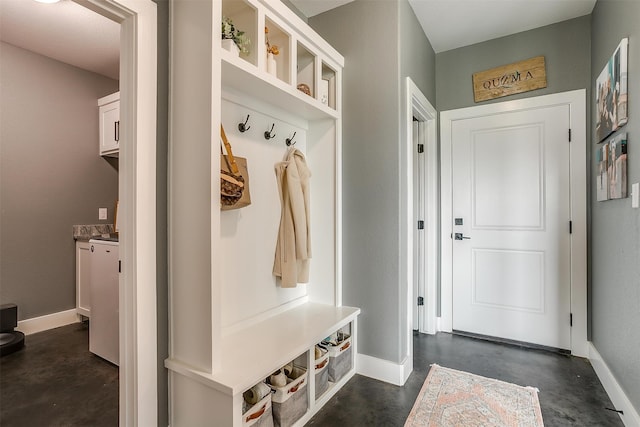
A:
<box><xmin>451</xmin><ymin>105</ymin><xmax>571</xmax><ymax>350</ymax></box>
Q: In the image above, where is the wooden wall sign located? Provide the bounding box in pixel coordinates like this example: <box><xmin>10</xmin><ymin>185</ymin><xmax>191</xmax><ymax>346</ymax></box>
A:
<box><xmin>472</xmin><ymin>56</ymin><xmax>547</xmax><ymax>102</ymax></box>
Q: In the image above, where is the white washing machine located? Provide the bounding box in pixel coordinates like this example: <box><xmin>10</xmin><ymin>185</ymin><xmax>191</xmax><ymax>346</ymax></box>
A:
<box><xmin>88</xmin><ymin>238</ymin><xmax>119</xmax><ymax>365</ymax></box>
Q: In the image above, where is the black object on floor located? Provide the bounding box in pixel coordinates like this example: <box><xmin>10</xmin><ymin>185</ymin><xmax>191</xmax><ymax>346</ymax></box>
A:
<box><xmin>0</xmin><ymin>322</ymin><xmax>118</xmax><ymax>427</ymax></box>
<box><xmin>0</xmin><ymin>304</ymin><xmax>24</xmax><ymax>357</ymax></box>
<box><xmin>308</xmin><ymin>331</ymin><xmax>623</xmax><ymax>427</ymax></box>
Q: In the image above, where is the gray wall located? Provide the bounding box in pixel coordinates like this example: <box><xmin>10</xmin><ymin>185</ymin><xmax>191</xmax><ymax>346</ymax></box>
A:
<box><xmin>281</xmin><ymin>0</ymin><xmax>307</xmax><ymax>22</ymax></box>
<box><xmin>310</xmin><ymin>0</ymin><xmax>436</xmax><ymax>365</ymax></box>
<box><xmin>310</xmin><ymin>0</ymin><xmax>401</xmax><ymax>364</ymax></box>
<box><xmin>591</xmin><ymin>0</ymin><xmax>640</xmax><ymax>412</ymax></box>
<box><xmin>399</xmin><ymin>0</ymin><xmax>436</xmax><ymax>103</ymax></box>
<box><xmin>0</xmin><ymin>42</ymin><xmax>119</xmax><ymax>320</ymax></box>
<box><xmin>436</xmin><ymin>15</ymin><xmax>591</xmax><ymax>111</ymax></box>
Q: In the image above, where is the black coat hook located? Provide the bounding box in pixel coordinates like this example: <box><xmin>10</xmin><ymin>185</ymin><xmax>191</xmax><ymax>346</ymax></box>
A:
<box><xmin>238</xmin><ymin>115</ymin><xmax>251</xmax><ymax>132</ymax></box>
<box><xmin>264</xmin><ymin>123</ymin><xmax>276</xmax><ymax>140</ymax></box>
<box><xmin>286</xmin><ymin>132</ymin><xmax>297</xmax><ymax>147</ymax></box>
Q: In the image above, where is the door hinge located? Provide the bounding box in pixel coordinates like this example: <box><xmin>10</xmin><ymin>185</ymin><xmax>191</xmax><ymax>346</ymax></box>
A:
<box><xmin>418</xmin><ymin>220</ymin><xmax>425</xmax><ymax>230</ymax></box>
<box><xmin>417</xmin><ymin>144</ymin><xmax>424</xmax><ymax>153</ymax></box>
<box><xmin>569</xmin><ymin>220</ymin><xmax>573</xmax><ymax>234</ymax></box>
<box><xmin>570</xmin><ymin>313</ymin><xmax>573</xmax><ymax>327</ymax></box>
<box><xmin>417</xmin><ymin>296</ymin><xmax>424</xmax><ymax>306</ymax></box>
<box><xmin>119</xmin><ymin>260</ymin><xmax>121</xmax><ymax>273</ymax></box>
<box><xmin>569</xmin><ymin>129</ymin><xmax>572</xmax><ymax>142</ymax></box>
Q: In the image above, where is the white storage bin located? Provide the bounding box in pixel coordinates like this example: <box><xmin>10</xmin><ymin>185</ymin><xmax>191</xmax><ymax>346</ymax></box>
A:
<box><xmin>314</xmin><ymin>352</ymin><xmax>330</xmax><ymax>398</ymax></box>
<box><xmin>268</xmin><ymin>367</ymin><xmax>308</xmax><ymax>427</ymax></box>
<box><xmin>327</xmin><ymin>336</ymin><xmax>352</xmax><ymax>383</ymax></box>
<box><xmin>243</xmin><ymin>393</ymin><xmax>274</xmax><ymax>427</ymax></box>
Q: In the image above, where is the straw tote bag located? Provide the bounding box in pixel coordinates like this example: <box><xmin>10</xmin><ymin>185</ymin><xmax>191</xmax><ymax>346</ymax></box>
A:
<box><xmin>220</xmin><ymin>124</ymin><xmax>251</xmax><ymax>210</ymax></box>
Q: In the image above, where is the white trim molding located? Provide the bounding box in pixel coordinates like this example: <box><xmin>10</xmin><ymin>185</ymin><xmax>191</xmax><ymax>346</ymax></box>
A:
<box><xmin>74</xmin><ymin>0</ymin><xmax>158</xmax><ymax>425</ymax></box>
<box><xmin>589</xmin><ymin>343</ymin><xmax>640</xmax><ymax>426</ymax></box>
<box><xmin>16</xmin><ymin>309</ymin><xmax>79</xmax><ymax>336</ymax></box>
<box><xmin>404</xmin><ymin>77</ymin><xmax>438</xmax><ymax>338</ymax></box>
<box><xmin>440</xmin><ymin>89</ymin><xmax>588</xmax><ymax>357</ymax></box>
<box><xmin>357</xmin><ymin>353</ymin><xmax>412</xmax><ymax>386</ymax></box>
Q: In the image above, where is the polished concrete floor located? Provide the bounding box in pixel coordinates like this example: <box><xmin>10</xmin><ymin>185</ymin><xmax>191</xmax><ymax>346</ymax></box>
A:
<box><xmin>0</xmin><ymin>325</ymin><xmax>623</xmax><ymax>426</ymax></box>
<box><xmin>309</xmin><ymin>331</ymin><xmax>623</xmax><ymax>426</ymax></box>
<box><xmin>0</xmin><ymin>321</ymin><xmax>118</xmax><ymax>427</ymax></box>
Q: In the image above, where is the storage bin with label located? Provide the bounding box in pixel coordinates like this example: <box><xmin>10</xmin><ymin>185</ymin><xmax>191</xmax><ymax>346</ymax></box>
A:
<box><xmin>314</xmin><ymin>350</ymin><xmax>330</xmax><ymax>398</ymax></box>
<box><xmin>242</xmin><ymin>393</ymin><xmax>274</xmax><ymax>427</ymax></box>
<box><xmin>268</xmin><ymin>366</ymin><xmax>308</xmax><ymax>427</ymax></box>
<box><xmin>327</xmin><ymin>336</ymin><xmax>352</xmax><ymax>383</ymax></box>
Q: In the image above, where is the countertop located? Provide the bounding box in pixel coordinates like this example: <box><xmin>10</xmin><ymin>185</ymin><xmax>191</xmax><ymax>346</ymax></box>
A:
<box><xmin>73</xmin><ymin>224</ymin><xmax>115</xmax><ymax>241</ymax></box>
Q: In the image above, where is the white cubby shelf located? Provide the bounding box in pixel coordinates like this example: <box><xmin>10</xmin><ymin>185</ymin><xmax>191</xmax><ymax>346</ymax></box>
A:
<box><xmin>168</xmin><ymin>0</ymin><xmax>356</xmax><ymax>425</ymax></box>
<box><xmin>221</xmin><ymin>52</ymin><xmax>339</xmax><ymax>121</ymax></box>
<box><xmin>166</xmin><ymin>303</ymin><xmax>360</xmax><ymax>396</ymax></box>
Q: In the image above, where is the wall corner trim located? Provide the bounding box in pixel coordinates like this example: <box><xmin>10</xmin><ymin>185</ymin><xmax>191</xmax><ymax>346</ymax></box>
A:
<box><xmin>356</xmin><ymin>353</ymin><xmax>412</xmax><ymax>386</ymax></box>
<box><xmin>589</xmin><ymin>342</ymin><xmax>640</xmax><ymax>427</ymax></box>
<box><xmin>16</xmin><ymin>309</ymin><xmax>79</xmax><ymax>335</ymax></box>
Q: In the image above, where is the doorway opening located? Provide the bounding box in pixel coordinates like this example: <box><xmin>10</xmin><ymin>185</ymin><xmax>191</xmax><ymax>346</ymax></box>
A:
<box><xmin>75</xmin><ymin>0</ymin><xmax>158</xmax><ymax>424</ymax></box>
<box><xmin>404</xmin><ymin>77</ymin><xmax>438</xmax><ymax>383</ymax></box>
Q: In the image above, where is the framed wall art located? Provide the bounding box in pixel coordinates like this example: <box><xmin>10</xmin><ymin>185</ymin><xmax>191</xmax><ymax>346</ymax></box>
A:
<box><xmin>608</xmin><ymin>133</ymin><xmax>627</xmax><ymax>199</ymax></box>
<box><xmin>595</xmin><ymin>38</ymin><xmax>628</xmax><ymax>143</ymax></box>
<box><xmin>596</xmin><ymin>142</ymin><xmax>609</xmax><ymax>201</ymax></box>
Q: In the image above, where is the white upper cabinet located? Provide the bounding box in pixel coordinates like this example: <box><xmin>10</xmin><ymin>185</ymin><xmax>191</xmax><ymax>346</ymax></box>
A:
<box><xmin>98</xmin><ymin>92</ymin><xmax>120</xmax><ymax>157</ymax></box>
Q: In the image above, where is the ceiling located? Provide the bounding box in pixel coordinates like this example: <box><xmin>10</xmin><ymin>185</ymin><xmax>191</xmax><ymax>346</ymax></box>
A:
<box><xmin>290</xmin><ymin>0</ymin><xmax>596</xmax><ymax>53</ymax></box>
<box><xmin>0</xmin><ymin>0</ymin><xmax>596</xmax><ymax>80</ymax></box>
<box><xmin>407</xmin><ymin>0</ymin><xmax>596</xmax><ymax>53</ymax></box>
<box><xmin>0</xmin><ymin>0</ymin><xmax>119</xmax><ymax>80</ymax></box>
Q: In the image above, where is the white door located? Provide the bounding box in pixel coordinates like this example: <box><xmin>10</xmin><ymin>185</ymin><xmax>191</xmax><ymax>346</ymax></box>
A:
<box><xmin>451</xmin><ymin>104</ymin><xmax>571</xmax><ymax>350</ymax></box>
<box><xmin>413</xmin><ymin>120</ymin><xmax>425</xmax><ymax>331</ymax></box>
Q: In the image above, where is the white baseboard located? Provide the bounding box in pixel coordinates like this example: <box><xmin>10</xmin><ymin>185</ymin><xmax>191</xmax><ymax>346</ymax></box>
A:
<box><xmin>589</xmin><ymin>342</ymin><xmax>640</xmax><ymax>427</ymax></box>
<box><xmin>16</xmin><ymin>309</ymin><xmax>79</xmax><ymax>335</ymax></box>
<box><xmin>356</xmin><ymin>353</ymin><xmax>412</xmax><ymax>386</ymax></box>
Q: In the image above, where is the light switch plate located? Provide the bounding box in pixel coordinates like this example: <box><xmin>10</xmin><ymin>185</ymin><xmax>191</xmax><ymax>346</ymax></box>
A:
<box><xmin>99</xmin><ymin>207</ymin><xmax>108</xmax><ymax>220</ymax></box>
<box><xmin>632</xmin><ymin>183</ymin><xmax>639</xmax><ymax>208</ymax></box>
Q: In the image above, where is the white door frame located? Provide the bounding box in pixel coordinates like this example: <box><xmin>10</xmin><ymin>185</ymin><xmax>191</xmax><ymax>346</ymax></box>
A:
<box><xmin>76</xmin><ymin>0</ymin><xmax>158</xmax><ymax>424</ymax></box>
<box><xmin>404</xmin><ymin>77</ymin><xmax>438</xmax><ymax>365</ymax></box>
<box><xmin>440</xmin><ymin>89</ymin><xmax>588</xmax><ymax>357</ymax></box>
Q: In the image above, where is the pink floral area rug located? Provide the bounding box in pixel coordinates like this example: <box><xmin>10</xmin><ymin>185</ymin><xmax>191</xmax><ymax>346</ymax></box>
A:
<box><xmin>405</xmin><ymin>364</ymin><xmax>544</xmax><ymax>427</ymax></box>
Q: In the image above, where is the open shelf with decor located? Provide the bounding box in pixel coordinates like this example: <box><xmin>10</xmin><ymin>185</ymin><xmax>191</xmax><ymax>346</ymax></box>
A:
<box><xmin>264</xmin><ymin>16</ymin><xmax>291</xmax><ymax>84</ymax></box>
<box><xmin>221</xmin><ymin>0</ymin><xmax>258</xmax><ymax>66</ymax></box>
<box><xmin>296</xmin><ymin>41</ymin><xmax>316</xmax><ymax>100</ymax></box>
<box><xmin>321</xmin><ymin>62</ymin><xmax>337</xmax><ymax>110</ymax></box>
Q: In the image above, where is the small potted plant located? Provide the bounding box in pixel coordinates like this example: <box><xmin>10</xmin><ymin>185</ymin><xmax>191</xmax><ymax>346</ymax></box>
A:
<box><xmin>265</xmin><ymin>26</ymin><xmax>279</xmax><ymax>76</ymax></box>
<box><xmin>221</xmin><ymin>17</ymin><xmax>250</xmax><ymax>56</ymax></box>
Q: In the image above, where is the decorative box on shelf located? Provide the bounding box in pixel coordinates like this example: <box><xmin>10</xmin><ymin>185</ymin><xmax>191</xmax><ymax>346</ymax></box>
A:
<box><xmin>326</xmin><ymin>334</ymin><xmax>353</xmax><ymax>383</ymax></box>
<box><xmin>268</xmin><ymin>366</ymin><xmax>308</xmax><ymax>427</ymax></box>
<box><xmin>242</xmin><ymin>392</ymin><xmax>274</xmax><ymax>427</ymax></box>
<box><xmin>314</xmin><ymin>349</ymin><xmax>330</xmax><ymax>399</ymax></box>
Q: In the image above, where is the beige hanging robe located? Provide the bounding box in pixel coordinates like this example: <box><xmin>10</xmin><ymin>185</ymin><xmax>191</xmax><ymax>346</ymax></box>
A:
<box><xmin>273</xmin><ymin>148</ymin><xmax>311</xmax><ymax>287</ymax></box>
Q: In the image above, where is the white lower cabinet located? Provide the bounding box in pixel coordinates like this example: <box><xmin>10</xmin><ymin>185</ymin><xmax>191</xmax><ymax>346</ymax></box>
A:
<box><xmin>75</xmin><ymin>241</ymin><xmax>91</xmax><ymax>318</ymax></box>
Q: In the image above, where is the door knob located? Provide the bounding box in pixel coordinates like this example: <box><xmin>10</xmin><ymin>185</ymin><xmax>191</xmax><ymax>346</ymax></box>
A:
<box><xmin>454</xmin><ymin>233</ymin><xmax>471</xmax><ymax>240</ymax></box>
